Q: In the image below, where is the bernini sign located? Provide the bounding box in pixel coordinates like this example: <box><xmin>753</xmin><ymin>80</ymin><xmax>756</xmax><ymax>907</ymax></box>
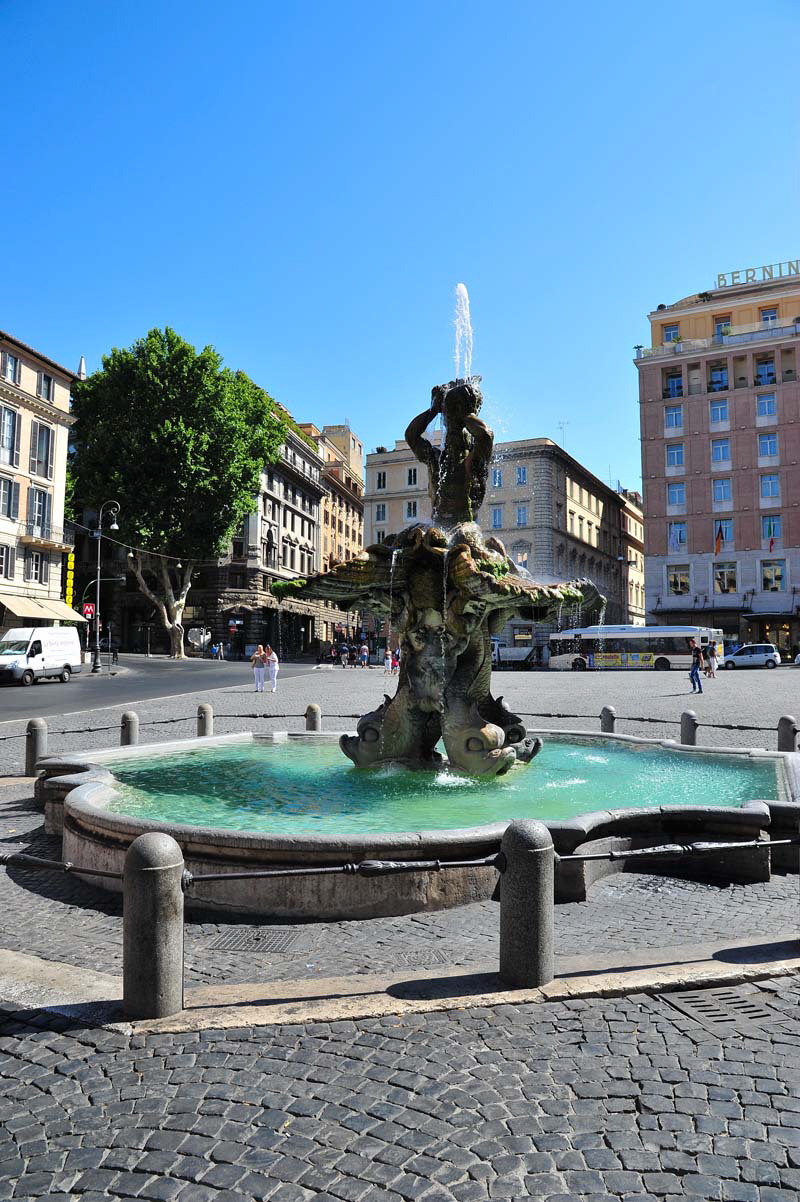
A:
<box><xmin>716</xmin><ymin>260</ymin><xmax>800</xmax><ymax>288</ymax></box>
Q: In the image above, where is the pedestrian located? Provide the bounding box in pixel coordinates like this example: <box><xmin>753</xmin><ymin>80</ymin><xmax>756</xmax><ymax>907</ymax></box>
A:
<box><xmin>210</xmin><ymin>642</ymin><xmax>218</xmax><ymax>660</ymax></box>
<box><xmin>265</xmin><ymin>644</ymin><xmax>279</xmax><ymax>692</ymax></box>
<box><xmin>688</xmin><ymin>637</ymin><xmax>704</xmax><ymax>694</ymax></box>
<box><xmin>349</xmin><ymin>646</ymin><xmax>358</xmax><ymax>668</ymax></box>
<box><xmin>111</xmin><ymin>647</ymin><xmax>119</xmax><ymax>666</ymax></box>
<box><xmin>705</xmin><ymin>642</ymin><xmax>718</xmax><ymax>679</ymax></box>
<box><xmin>250</xmin><ymin>644</ymin><xmax>267</xmax><ymax>692</ymax></box>
<box><xmin>359</xmin><ymin>641</ymin><xmax>369</xmax><ymax>668</ymax></box>
<box><xmin>383</xmin><ymin>648</ymin><xmax>392</xmax><ymax>674</ymax></box>
<box><xmin>391</xmin><ymin>648</ymin><xmax>400</xmax><ymax>675</ymax></box>
<box><xmin>340</xmin><ymin>643</ymin><xmax>349</xmax><ymax>668</ymax></box>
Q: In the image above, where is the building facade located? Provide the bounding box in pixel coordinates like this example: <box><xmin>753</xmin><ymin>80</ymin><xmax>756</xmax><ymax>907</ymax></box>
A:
<box><xmin>636</xmin><ymin>265</ymin><xmax>800</xmax><ymax>652</ymax></box>
<box><xmin>172</xmin><ymin>422</ymin><xmax>365</xmax><ymax>658</ymax></box>
<box><xmin>364</xmin><ymin>433</ymin><xmax>641</xmax><ymax>653</ymax></box>
<box><xmin>0</xmin><ymin>331</ymin><xmax>80</xmax><ymax>632</ymax></box>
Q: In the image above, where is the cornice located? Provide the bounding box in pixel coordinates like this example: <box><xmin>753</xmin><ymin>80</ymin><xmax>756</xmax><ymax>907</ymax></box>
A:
<box><xmin>0</xmin><ymin>382</ymin><xmax>75</xmax><ymax>426</ymax></box>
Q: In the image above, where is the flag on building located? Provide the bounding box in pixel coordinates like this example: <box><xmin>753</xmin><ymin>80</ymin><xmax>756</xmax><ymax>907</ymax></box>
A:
<box><xmin>714</xmin><ymin>522</ymin><xmax>724</xmax><ymax>556</ymax></box>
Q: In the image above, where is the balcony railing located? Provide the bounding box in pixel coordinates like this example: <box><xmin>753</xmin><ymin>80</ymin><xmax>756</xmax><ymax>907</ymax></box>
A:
<box><xmin>639</xmin><ymin>318</ymin><xmax>800</xmax><ymax>360</ymax></box>
<box><xmin>20</xmin><ymin>522</ymin><xmax>75</xmax><ymax>548</ymax></box>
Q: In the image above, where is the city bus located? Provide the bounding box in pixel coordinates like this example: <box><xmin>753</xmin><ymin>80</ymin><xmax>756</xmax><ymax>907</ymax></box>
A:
<box><xmin>548</xmin><ymin>625</ymin><xmax>724</xmax><ymax>671</ymax></box>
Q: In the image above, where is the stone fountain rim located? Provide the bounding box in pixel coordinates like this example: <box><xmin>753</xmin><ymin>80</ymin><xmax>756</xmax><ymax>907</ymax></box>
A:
<box><xmin>40</xmin><ymin>728</ymin><xmax>798</xmax><ymax>855</ymax></box>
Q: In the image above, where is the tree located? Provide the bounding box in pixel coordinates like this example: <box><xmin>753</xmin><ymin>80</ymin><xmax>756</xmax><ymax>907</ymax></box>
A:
<box><xmin>71</xmin><ymin>327</ymin><xmax>287</xmax><ymax>658</ymax></box>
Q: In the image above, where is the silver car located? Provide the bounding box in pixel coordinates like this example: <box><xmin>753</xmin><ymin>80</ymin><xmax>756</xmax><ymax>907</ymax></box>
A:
<box><xmin>723</xmin><ymin>643</ymin><xmax>781</xmax><ymax>669</ymax></box>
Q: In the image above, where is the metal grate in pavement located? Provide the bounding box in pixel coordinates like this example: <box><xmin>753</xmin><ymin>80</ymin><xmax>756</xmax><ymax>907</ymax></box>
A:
<box><xmin>658</xmin><ymin>985</ymin><xmax>790</xmax><ymax>1037</ymax></box>
<box><xmin>396</xmin><ymin>949</ymin><xmax>450</xmax><ymax>967</ymax></box>
<box><xmin>208</xmin><ymin>930</ymin><xmax>304</xmax><ymax>953</ymax></box>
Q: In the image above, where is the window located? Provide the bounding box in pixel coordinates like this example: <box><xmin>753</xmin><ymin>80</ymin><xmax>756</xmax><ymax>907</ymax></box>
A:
<box><xmin>516</xmin><ymin>506</ymin><xmax>528</xmax><ymax>527</ymax></box>
<box><xmin>761</xmin><ymin>474</ymin><xmax>780</xmax><ymax>499</ymax></box>
<box><xmin>664</xmin><ymin>405</ymin><xmax>683</xmax><ymax>428</ymax></box>
<box><xmin>715</xmin><ymin>518</ymin><xmax>733</xmax><ymax>545</ymax></box>
<box><xmin>29</xmin><ymin>422</ymin><xmax>54</xmax><ymax>479</ymax></box>
<box><xmin>668</xmin><ymin>565</ymin><xmax>689</xmax><ymax>594</ymax></box>
<box><xmin>405</xmin><ymin>500</ymin><xmax>417</xmax><ymax>519</ymax></box>
<box><xmin>714</xmin><ymin>562</ymin><xmax>737</xmax><ymax>594</ymax></box>
<box><xmin>1</xmin><ymin>353</ymin><xmax>20</xmax><ymax>384</ymax></box>
<box><xmin>713</xmin><ymin>478</ymin><xmax>732</xmax><ymax>502</ymax></box>
<box><xmin>375</xmin><ymin>503</ymin><xmax>386</xmax><ymax>522</ymax></box>
<box><xmin>491</xmin><ymin>467</ymin><xmax>502</xmax><ymax>487</ymax></box>
<box><xmin>24</xmin><ymin>550</ymin><xmax>48</xmax><ymax>583</ymax></box>
<box><xmin>0</xmin><ymin>476</ymin><xmax>19</xmax><ymax>519</ymax></box>
<box><xmin>759</xmin><ymin>432</ymin><xmax>778</xmax><ymax>457</ymax></box>
<box><xmin>663</xmin><ymin>324</ymin><xmax>680</xmax><ymax>343</ymax></box>
<box><xmin>710</xmin><ymin>399</ymin><xmax>728</xmax><ymax>423</ymax></box>
<box><xmin>762</xmin><ymin>560</ymin><xmax>785</xmax><ymax>591</ymax></box>
<box><xmin>0</xmin><ymin>544</ymin><xmax>14</xmax><ymax>579</ymax></box>
<box><xmin>376</xmin><ymin>530</ymin><xmax>386</xmax><ymax>543</ymax></box>
<box><xmin>757</xmin><ymin>393</ymin><xmax>776</xmax><ymax>417</ymax></box>
<box><xmin>664</xmin><ymin>373</ymin><xmax>683</xmax><ymax>399</ymax></box>
<box><xmin>708</xmin><ymin>365</ymin><xmax>728</xmax><ymax>392</ymax></box>
<box><xmin>407</xmin><ymin>468</ymin><xmax>417</xmax><ymax>487</ymax></box>
<box><xmin>667</xmin><ymin>482</ymin><xmax>685</xmax><ymax>505</ymax></box>
<box><xmin>714</xmin><ymin>316</ymin><xmax>731</xmax><ymax>335</ymax></box>
<box><xmin>36</xmin><ymin>373</ymin><xmax>53</xmax><ymax>402</ymax></box>
<box><xmin>711</xmin><ymin>438</ymin><xmax>730</xmax><ymax>463</ymax></box>
<box><xmin>666</xmin><ymin>443</ymin><xmax>684</xmax><ymax>467</ymax></box>
<box><xmin>755</xmin><ymin>358</ymin><xmax>776</xmax><ymax>385</ymax></box>
<box><xmin>760</xmin><ymin>307</ymin><xmax>778</xmax><ymax>326</ymax></box>
<box><xmin>0</xmin><ymin>407</ymin><xmax>19</xmax><ymax>467</ymax></box>
<box><xmin>668</xmin><ymin>521</ymin><xmax>686</xmax><ymax>551</ymax></box>
<box><xmin>376</xmin><ymin>471</ymin><xmax>386</xmax><ymax>490</ymax></box>
<box><xmin>29</xmin><ymin>489</ymin><xmax>53</xmax><ymax>536</ymax></box>
<box><xmin>762</xmin><ymin>515</ymin><xmax>782</xmax><ymax>542</ymax></box>
<box><xmin>516</xmin><ymin>466</ymin><xmax>527</xmax><ymax>485</ymax></box>
<box><xmin>513</xmin><ymin>545</ymin><xmax>529</xmax><ymax>571</ymax></box>
<box><xmin>491</xmin><ymin>507</ymin><xmax>503</xmax><ymax>529</ymax></box>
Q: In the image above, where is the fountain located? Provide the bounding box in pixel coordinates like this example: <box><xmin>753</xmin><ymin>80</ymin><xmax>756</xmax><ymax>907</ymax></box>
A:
<box><xmin>277</xmin><ymin>373</ymin><xmax>592</xmax><ymax>777</ymax></box>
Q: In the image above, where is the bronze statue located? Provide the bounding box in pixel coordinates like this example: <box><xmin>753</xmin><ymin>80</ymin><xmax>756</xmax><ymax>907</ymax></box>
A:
<box><xmin>281</xmin><ymin>378</ymin><xmax>595</xmax><ymax>777</ymax></box>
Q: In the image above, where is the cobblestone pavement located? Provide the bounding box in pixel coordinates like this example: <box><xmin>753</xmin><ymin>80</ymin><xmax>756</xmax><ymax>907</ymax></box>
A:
<box><xmin>3</xmin><ymin>977</ymin><xmax>800</xmax><ymax>1201</ymax></box>
<box><xmin>0</xmin><ymin>781</ymin><xmax>796</xmax><ymax>988</ymax></box>
<box><xmin>1</xmin><ymin>665</ymin><xmax>799</xmax><ymax>774</ymax></box>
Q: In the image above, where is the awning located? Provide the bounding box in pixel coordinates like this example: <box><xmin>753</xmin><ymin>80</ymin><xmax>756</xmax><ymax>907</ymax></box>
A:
<box><xmin>0</xmin><ymin>592</ymin><xmax>87</xmax><ymax>621</ymax></box>
<box><xmin>37</xmin><ymin>599</ymin><xmax>87</xmax><ymax>623</ymax></box>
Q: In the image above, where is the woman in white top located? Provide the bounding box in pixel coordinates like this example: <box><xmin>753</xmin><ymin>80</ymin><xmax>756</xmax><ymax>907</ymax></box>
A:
<box><xmin>250</xmin><ymin>644</ymin><xmax>267</xmax><ymax>692</ymax></box>
<box><xmin>264</xmin><ymin>644</ymin><xmax>279</xmax><ymax>692</ymax></box>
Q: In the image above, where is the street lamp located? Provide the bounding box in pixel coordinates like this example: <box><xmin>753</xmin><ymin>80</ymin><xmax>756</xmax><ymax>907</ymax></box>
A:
<box><xmin>91</xmin><ymin>500</ymin><xmax>120</xmax><ymax>673</ymax></box>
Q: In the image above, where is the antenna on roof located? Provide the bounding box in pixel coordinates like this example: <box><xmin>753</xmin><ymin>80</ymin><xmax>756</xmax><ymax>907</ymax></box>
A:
<box><xmin>557</xmin><ymin>420</ymin><xmax>569</xmax><ymax>449</ymax></box>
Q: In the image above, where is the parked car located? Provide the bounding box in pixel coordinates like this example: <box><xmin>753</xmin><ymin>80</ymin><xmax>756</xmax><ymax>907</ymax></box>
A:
<box><xmin>723</xmin><ymin>643</ymin><xmax>781</xmax><ymax>670</ymax></box>
<box><xmin>98</xmin><ymin>635</ymin><xmax>121</xmax><ymax>652</ymax></box>
<box><xmin>0</xmin><ymin>626</ymin><xmax>83</xmax><ymax>685</ymax></box>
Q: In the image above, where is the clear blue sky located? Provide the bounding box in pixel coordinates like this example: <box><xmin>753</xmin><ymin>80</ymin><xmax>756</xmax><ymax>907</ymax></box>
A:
<box><xmin>4</xmin><ymin>1</ymin><xmax>799</xmax><ymax>492</ymax></box>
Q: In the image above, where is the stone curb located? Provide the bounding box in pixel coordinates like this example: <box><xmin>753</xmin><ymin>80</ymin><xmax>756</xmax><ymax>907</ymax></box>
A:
<box><xmin>1</xmin><ymin>934</ymin><xmax>798</xmax><ymax>1035</ymax></box>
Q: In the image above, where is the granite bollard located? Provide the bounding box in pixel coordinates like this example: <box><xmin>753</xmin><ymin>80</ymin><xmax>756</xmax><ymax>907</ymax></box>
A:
<box><xmin>499</xmin><ymin>819</ymin><xmax>554</xmax><ymax>989</ymax></box>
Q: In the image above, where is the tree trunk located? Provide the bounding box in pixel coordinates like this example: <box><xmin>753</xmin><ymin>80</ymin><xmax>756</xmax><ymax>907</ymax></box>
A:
<box><xmin>168</xmin><ymin>622</ymin><xmax>185</xmax><ymax>659</ymax></box>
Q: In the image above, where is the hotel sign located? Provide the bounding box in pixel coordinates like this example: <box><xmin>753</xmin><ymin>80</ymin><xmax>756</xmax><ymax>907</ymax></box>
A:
<box><xmin>716</xmin><ymin>260</ymin><xmax>800</xmax><ymax>288</ymax></box>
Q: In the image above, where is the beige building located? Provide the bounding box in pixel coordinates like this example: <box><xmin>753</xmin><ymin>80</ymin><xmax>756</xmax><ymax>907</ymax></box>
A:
<box><xmin>0</xmin><ymin>330</ymin><xmax>81</xmax><ymax>632</ymax></box>
<box><xmin>298</xmin><ymin>423</ymin><xmax>364</xmax><ymax>572</ymax></box>
<box><xmin>364</xmin><ymin>433</ymin><xmax>642</xmax><ymax>652</ymax></box>
<box><xmin>636</xmin><ymin>261</ymin><xmax>800</xmax><ymax>652</ymax></box>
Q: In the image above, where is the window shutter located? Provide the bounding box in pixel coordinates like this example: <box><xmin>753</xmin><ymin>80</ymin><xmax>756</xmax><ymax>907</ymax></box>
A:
<box><xmin>26</xmin><ymin>486</ymin><xmax>34</xmax><ymax>527</ymax></box>
<box><xmin>0</xmin><ymin>353</ymin><xmax>5</xmax><ymax>379</ymax></box>
<box><xmin>29</xmin><ymin>421</ymin><xmax>39</xmax><ymax>474</ymax></box>
<box><xmin>36</xmin><ymin>371</ymin><xmax>42</xmax><ymax>399</ymax></box>
<box><xmin>23</xmin><ymin>551</ymin><xmax>31</xmax><ymax>582</ymax></box>
<box><xmin>41</xmin><ymin>554</ymin><xmax>49</xmax><ymax>585</ymax></box>
<box><xmin>6</xmin><ymin>546</ymin><xmax>15</xmax><ymax>580</ymax></box>
<box><xmin>44</xmin><ymin>492</ymin><xmax>52</xmax><ymax>535</ymax></box>
<box><xmin>46</xmin><ymin>427</ymin><xmax>54</xmax><ymax>479</ymax></box>
<box><xmin>14</xmin><ymin>358</ymin><xmax>20</xmax><ymax>385</ymax></box>
<box><xmin>12</xmin><ymin>411</ymin><xmax>20</xmax><ymax>468</ymax></box>
<box><xmin>10</xmin><ymin>482</ymin><xmax>19</xmax><ymax>520</ymax></box>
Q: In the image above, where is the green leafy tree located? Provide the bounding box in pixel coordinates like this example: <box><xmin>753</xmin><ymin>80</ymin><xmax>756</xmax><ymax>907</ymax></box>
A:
<box><xmin>71</xmin><ymin>327</ymin><xmax>287</xmax><ymax>658</ymax></box>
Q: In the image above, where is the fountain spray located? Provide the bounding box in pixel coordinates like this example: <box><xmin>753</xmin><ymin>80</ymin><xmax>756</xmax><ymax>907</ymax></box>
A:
<box><xmin>453</xmin><ymin>283</ymin><xmax>473</xmax><ymax>381</ymax></box>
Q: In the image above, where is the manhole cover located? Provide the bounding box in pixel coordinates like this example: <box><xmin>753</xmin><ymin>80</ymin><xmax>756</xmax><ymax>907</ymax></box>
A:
<box><xmin>397</xmin><ymin>950</ymin><xmax>449</xmax><ymax>966</ymax></box>
<box><xmin>209</xmin><ymin>930</ymin><xmax>304</xmax><ymax>953</ymax></box>
<box><xmin>658</xmin><ymin>986</ymin><xmax>790</xmax><ymax>1037</ymax></box>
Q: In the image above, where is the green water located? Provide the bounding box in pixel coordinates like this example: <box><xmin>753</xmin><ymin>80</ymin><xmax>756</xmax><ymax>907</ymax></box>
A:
<box><xmin>101</xmin><ymin>738</ymin><xmax>781</xmax><ymax>836</ymax></box>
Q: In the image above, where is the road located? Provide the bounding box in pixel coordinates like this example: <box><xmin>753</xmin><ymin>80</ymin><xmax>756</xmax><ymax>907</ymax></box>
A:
<box><xmin>0</xmin><ymin>654</ymin><xmax>319</xmax><ymax>723</ymax></box>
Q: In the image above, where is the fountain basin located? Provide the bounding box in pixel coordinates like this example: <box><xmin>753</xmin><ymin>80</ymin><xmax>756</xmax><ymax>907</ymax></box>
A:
<box><xmin>35</xmin><ymin>731</ymin><xmax>799</xmax><ymax>918</ymax></box>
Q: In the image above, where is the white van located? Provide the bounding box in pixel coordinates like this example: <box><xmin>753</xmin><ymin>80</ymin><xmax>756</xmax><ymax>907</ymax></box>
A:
<box><xmin>491</xmin><ymin>638</ymin><xmax>535</xmax><ymax>669</ymax></box>
<box><xmin>0</xmin><ymin>626</ymin><xmax>83</xmax><ymax>685</ymax></box>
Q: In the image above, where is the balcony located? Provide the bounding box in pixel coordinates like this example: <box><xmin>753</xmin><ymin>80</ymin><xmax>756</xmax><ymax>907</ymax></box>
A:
<box><xmin>638</xmin><ymin>318</ymin><xmax>800</xmax><ymax>361</ymax></box>
<box><xmin>19</xmin><ymin>522</ymin><xmax>75</xmax><ymax>550</ymax></box>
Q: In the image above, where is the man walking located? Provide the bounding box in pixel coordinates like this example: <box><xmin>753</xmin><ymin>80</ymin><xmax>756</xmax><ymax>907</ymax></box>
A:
<box><xmin>689</xmin><ymin>638</ymin><xmax>704</xmax><ymax>694</ymax></box>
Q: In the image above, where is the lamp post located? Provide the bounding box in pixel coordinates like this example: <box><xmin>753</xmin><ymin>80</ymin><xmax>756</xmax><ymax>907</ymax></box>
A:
<box><xmin>91</xmin><ymin>500</ymin><xmax>120</xmax><ymax>673</ymax></box>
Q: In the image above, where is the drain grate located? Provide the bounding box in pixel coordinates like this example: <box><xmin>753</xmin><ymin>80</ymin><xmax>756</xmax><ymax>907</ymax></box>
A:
<box><xmin>396</xmin><ymin>949</ymin><xmax>450</xmax><ymax>967</ymax></box>
<box><xmin>658</xmin><ymin>986</ymin><xmax>790</xmax><ymax>1037</ymax></box>
<box><xmin>209</xmin><ymin>930</ymin><xmax>305</xmax><ymax>953</ymax></box>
